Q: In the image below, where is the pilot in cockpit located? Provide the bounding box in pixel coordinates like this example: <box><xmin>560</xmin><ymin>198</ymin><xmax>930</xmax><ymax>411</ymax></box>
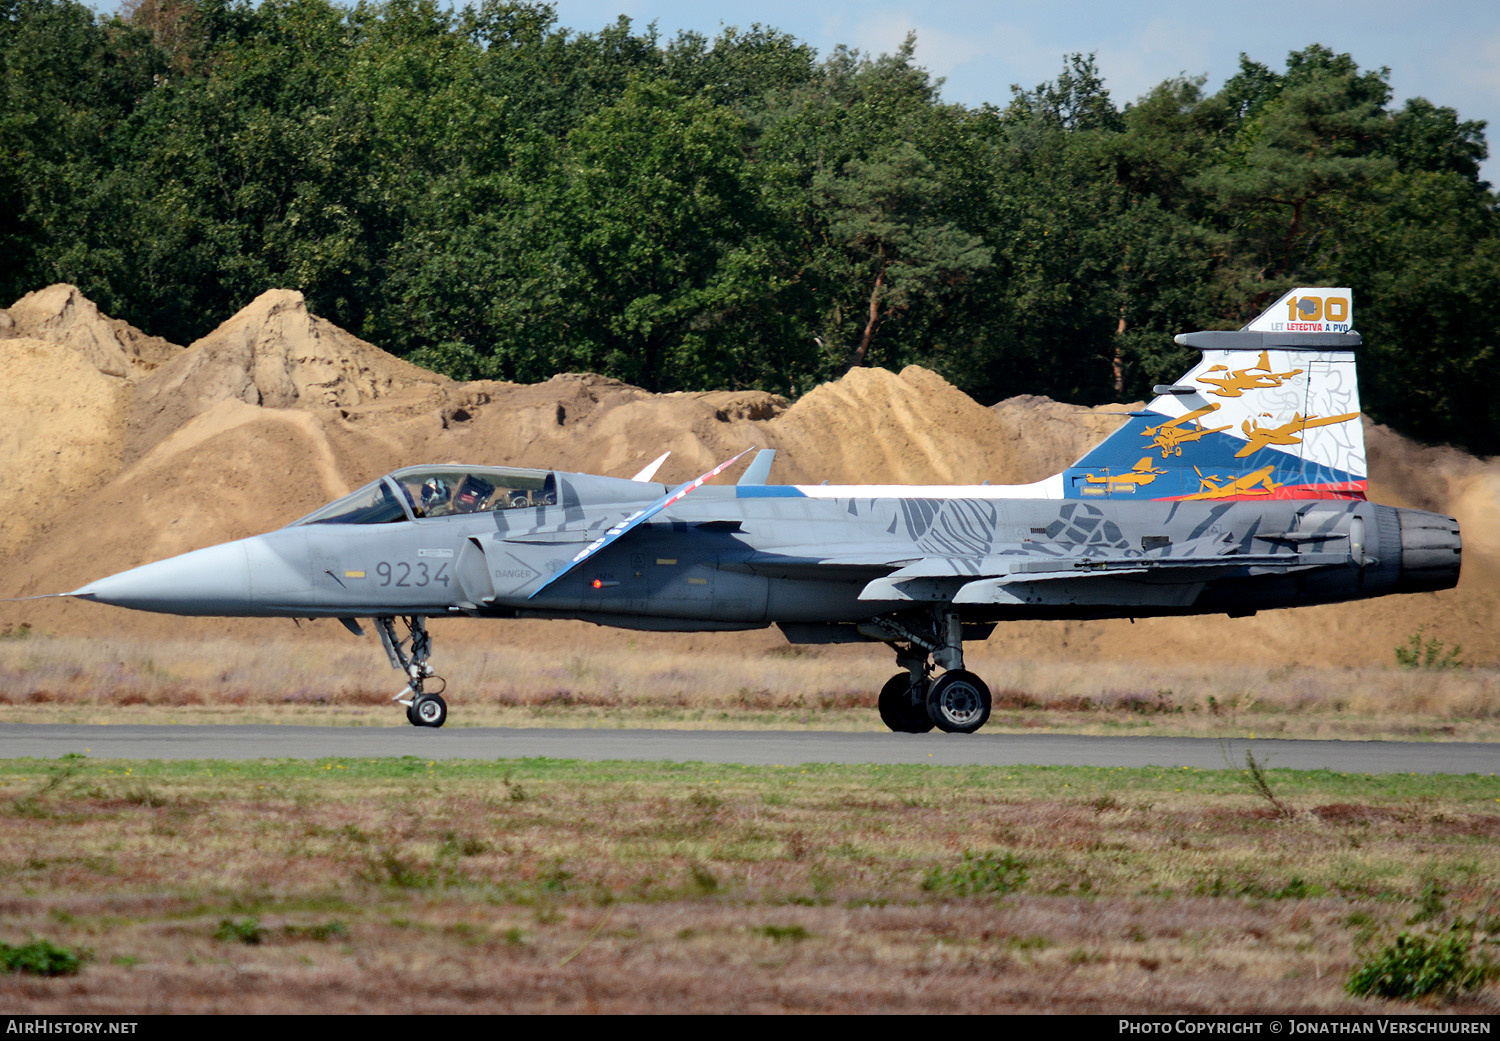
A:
<box><xmin>419</xmin><ymin>477</ymin><xmax>452</xmax><ymax>517</ymax></box>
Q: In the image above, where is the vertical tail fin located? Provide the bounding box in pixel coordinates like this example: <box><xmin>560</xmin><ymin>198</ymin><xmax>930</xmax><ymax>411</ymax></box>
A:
<box><xmin>1065</xmin><ymin>288</ymin><xmax>1365</xmax><ymax>501</ymax></box>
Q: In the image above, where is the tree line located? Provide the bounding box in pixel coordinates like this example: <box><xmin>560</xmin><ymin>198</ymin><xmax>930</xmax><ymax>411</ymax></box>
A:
<box><xmin>4</xmin><ymin>0</ymin><xmax>1498</xmax><ymax>452</ymax></box>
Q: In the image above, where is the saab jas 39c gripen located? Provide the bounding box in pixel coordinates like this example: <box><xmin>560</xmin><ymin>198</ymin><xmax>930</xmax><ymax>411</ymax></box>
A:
<box><xmin>69</xmin><ymin>289</ymin><xmax>1461</xmax><ymax>732</ymax></box>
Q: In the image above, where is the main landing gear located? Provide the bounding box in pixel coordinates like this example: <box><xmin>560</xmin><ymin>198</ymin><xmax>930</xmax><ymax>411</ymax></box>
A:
<box><xmin>869</xmin><ymin>610</ymin><xmax>992</xmax><ymax>734</ymax></box>
<box><xmin>377</xmin><ymin>616</ymin><xmax>448</xmax><ymax>727</ymax></box>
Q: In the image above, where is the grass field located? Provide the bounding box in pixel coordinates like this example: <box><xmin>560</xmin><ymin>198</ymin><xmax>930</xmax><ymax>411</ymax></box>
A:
<box><xmin>1</xmin><ymin>755</ymin><xmax>1497</xmax><ymax>1013</ymax></box>
<box><xmin>3</xmin><ymin>634</ymin><xmax>1499</xmax><ymax>740</ymax></box>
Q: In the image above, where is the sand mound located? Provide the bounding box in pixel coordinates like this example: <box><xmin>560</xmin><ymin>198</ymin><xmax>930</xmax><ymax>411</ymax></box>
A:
<box><xmin>764</xmin><ymin>369</ymin><xmax>1138</xmax><ymax>487</ymax></box>
<box><xmin>0</xmin><ymin>400</ymin><xmax>376</xmax><ymax>639</ymax></box>
<box><xmin>1</xmin><ymin>284</ymin><xmax>178</xmax><ymax>378</ymax></box>
<box><xmin>766</xmin><ymin>366</ymin><xmax>1018</xmax><ymax>484</ymax></box>
<box><xmin>0</xmin><ymin>367</ymin><xmax>793</xmax><ymax>639</ymax></box>
<box><xmin>129</xmin><ymin>289</ymin><xmax>448</xmax><ymax>456</ymax></box>
<box><xmin>988</xmin><ymin>395</ymin><xmax>1143</xmax><ymax>480</ymax></box>
<box><xmin>362</xmin><ymin>372</ymin><xmax>789</xmax><ymax>484</ymax></box>
<box><xmin>0</xmin><ymin>338</ymin><xmax>127</xmax><ymax>555</ymax></box>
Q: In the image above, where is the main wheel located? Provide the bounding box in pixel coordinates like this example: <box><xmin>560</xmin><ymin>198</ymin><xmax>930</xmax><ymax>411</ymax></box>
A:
<box><xmin>405</xmin><ymin>702</ymin><xmax>420</xmax><ymax>726</ymax></box>
<box><xmin>878</xmin><ymin>673</ymin><xmax>934</xmax><ymax>733</ymax></box>
<box><xmin>411</xmin><ymin>692</ymin><xmax>448</xmax><ymax>728</ymax></box>
<box><xmin>925</xmin><ymin>670</ymin><xmax>991</xmax><ymax>734</ymax></box>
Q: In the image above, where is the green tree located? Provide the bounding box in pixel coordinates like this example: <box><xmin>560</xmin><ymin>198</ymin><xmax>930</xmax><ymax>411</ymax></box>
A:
<box><xmin>0</xmin><ymin>0</ymin><xmax>164</xmax><ymax>305</ymax></box>
<box><xmin>536</xmin><ymin>78</ymin><xmax>778</xmax><ymax>389</ymax></box>
<box><xmin>1194</xmin><ymin>46</ymin><xmax>1395</xmax><ymax>294</ymax></box>
<box><xmin>813</xmin><ymin>141</ymin><xmax>990</xmax><ymax>370</ymax></box>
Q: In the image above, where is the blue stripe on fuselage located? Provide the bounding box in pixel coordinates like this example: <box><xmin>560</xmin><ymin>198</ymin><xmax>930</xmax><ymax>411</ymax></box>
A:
<box><xmin>734</xmin><ymin>486</ymin><xmax>807</xmax><ymax>498</ymax></box>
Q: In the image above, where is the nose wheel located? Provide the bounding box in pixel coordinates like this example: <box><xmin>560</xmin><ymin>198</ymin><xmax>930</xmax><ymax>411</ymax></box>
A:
<box><xmin>406</xmin><ymin>692</ymin><xmax>448</xmax><ymax>728</ymax></box>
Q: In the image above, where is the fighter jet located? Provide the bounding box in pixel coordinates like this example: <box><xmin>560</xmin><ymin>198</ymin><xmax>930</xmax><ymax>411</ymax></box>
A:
<box><xmin>68</xmin><ymin>288</ymin><xmax>1461</xmax><ymax>733</ymax></box>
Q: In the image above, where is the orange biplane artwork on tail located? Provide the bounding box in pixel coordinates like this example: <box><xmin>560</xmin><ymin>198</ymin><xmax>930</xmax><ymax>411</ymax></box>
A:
<box><xmin>1140</xmin><ymin>404</ymin><xmax>1231</xmax><ymax>457</ymax></box>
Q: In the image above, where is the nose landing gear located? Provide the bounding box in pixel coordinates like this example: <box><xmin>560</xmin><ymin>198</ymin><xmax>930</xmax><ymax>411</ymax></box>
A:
<box><xmin>377</xmin><ymin>616</ymin><xmax>448</xmax><ymax>727</ymax></box>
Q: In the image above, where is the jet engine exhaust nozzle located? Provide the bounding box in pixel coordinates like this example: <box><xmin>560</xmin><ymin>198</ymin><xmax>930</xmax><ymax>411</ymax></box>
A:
<box><xmin>1396</xmin><ymin>509</ymin><xmax>1462</xmax><ymax>593</ymax></box>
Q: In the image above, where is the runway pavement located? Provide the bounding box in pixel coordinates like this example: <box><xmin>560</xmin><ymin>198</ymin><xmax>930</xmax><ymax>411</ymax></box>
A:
<box><xmin>0</xmin><ymin>724</ymin><xmax>1496</xmax><ymax>774</ymax></box>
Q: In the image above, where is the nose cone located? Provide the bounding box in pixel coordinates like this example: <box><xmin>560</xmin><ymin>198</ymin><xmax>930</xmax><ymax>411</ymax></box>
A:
<box><xmin>73</xmin><ymin>536</ymin><xmax>304</xmax><ymax>616</ymax></box>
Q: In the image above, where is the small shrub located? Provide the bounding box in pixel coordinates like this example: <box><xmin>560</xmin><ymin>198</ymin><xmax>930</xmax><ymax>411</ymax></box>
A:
<box><xmin>1347</xmin><ymin>930</ymin><xmax>1496</xmax><ymax>1001</ymax></box>
<box><xmin>1007</xmin><ymin>934</ymin><xmax>1052</xmax><ymax>950</ymax></box>
<box><xmin>1243</xmin><ymin>749</ymin><xmax>1294</xmax><ymax>820</ymax></box>
<box><xmin>537</xmin><ymin>861</ymin><xmax>574</xmax><ymax>893</ymax></box>
<box><xmin>1272</xmin><ymin>877</ymin><xmax>1324</xmax><ymax>900</ymax></box>
<box><xmin>689</xmin><ymin>789</ymin><xmax>724</xmax><ymax>815</ymax></box>
<box><xmin>922</xmin><ymin>850</ymin><xmax>1028</xmax><ymax>896</ymax></box>
<box><xmin>120</xmin><ymin>783</ymin><xmax>166</xmax><ymax>807</ymax></box>
<box><xmin>0</xmin><ymin>938</ymin><xmax>87</xmax><ymax>976</ymax></box>
<box><xmin>1395</xmin><ymin>627</ymin><xmax>1463</xmax><ymax>670</ymax></box>
<box><xmin>687</xmin><ymin>862</ymin><xmax>719</xmax><ymax>895</ymax></box>
<box><xmin>213</xmin><ymin>918</ymin><xmax>266</xmax><ymax>945</ymax></box>
<box><xmin>438</xmin><ymin>831</ymin><xmax>488</xmax><ymax>858</ymax></box>
<box><xmin>501</xmin><ymin>773</ymin><xmax>527</xmax><ymax>802</ymax></box>
<box><xmin>365</xmin><ymin>849</ymin><xmax>437</xmax><ymax>889</ymax></box>
<box><xmin>759</xmin><ymin>924</ymin><xmax>810</xmax><ymax>942</ymax></box>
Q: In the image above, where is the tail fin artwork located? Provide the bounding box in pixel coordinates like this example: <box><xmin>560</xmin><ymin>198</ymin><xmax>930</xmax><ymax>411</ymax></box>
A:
<box><xmin>1065</xmin><ymin>288</ymin><xmax>1365</xmax><ymax>501</ymax></box>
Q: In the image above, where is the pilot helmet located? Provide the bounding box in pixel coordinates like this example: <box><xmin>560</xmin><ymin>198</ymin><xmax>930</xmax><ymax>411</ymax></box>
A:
<box><xmin>420</xmin><ymin>477</ymin><xmax>450</xmax><ymax>508</ymax></box>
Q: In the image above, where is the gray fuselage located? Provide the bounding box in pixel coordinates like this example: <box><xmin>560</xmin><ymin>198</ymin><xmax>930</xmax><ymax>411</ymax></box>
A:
<box><xmin>77</xmin><ymin>475</ymin><xmax>1461</xmax><ymax>636</ymax></box>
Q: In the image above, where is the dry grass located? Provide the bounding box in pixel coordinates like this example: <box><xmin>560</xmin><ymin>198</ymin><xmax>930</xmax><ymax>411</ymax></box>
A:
<box><xmin>2</xmin><ymin>633</ymin><xmax>1499</xmax><ymax>739</ymax></box>
<box><xmin>0</xmin><ymin>757</ymin><xmax>1496</xmax><ymax>1013</ymax></box>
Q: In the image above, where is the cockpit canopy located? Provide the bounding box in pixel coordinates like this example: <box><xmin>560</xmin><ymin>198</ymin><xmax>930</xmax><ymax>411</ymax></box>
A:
<box><xmin>293</xmin><ymin>465</ymin><xmax>557</xmax><ymax>526</ymax></box>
